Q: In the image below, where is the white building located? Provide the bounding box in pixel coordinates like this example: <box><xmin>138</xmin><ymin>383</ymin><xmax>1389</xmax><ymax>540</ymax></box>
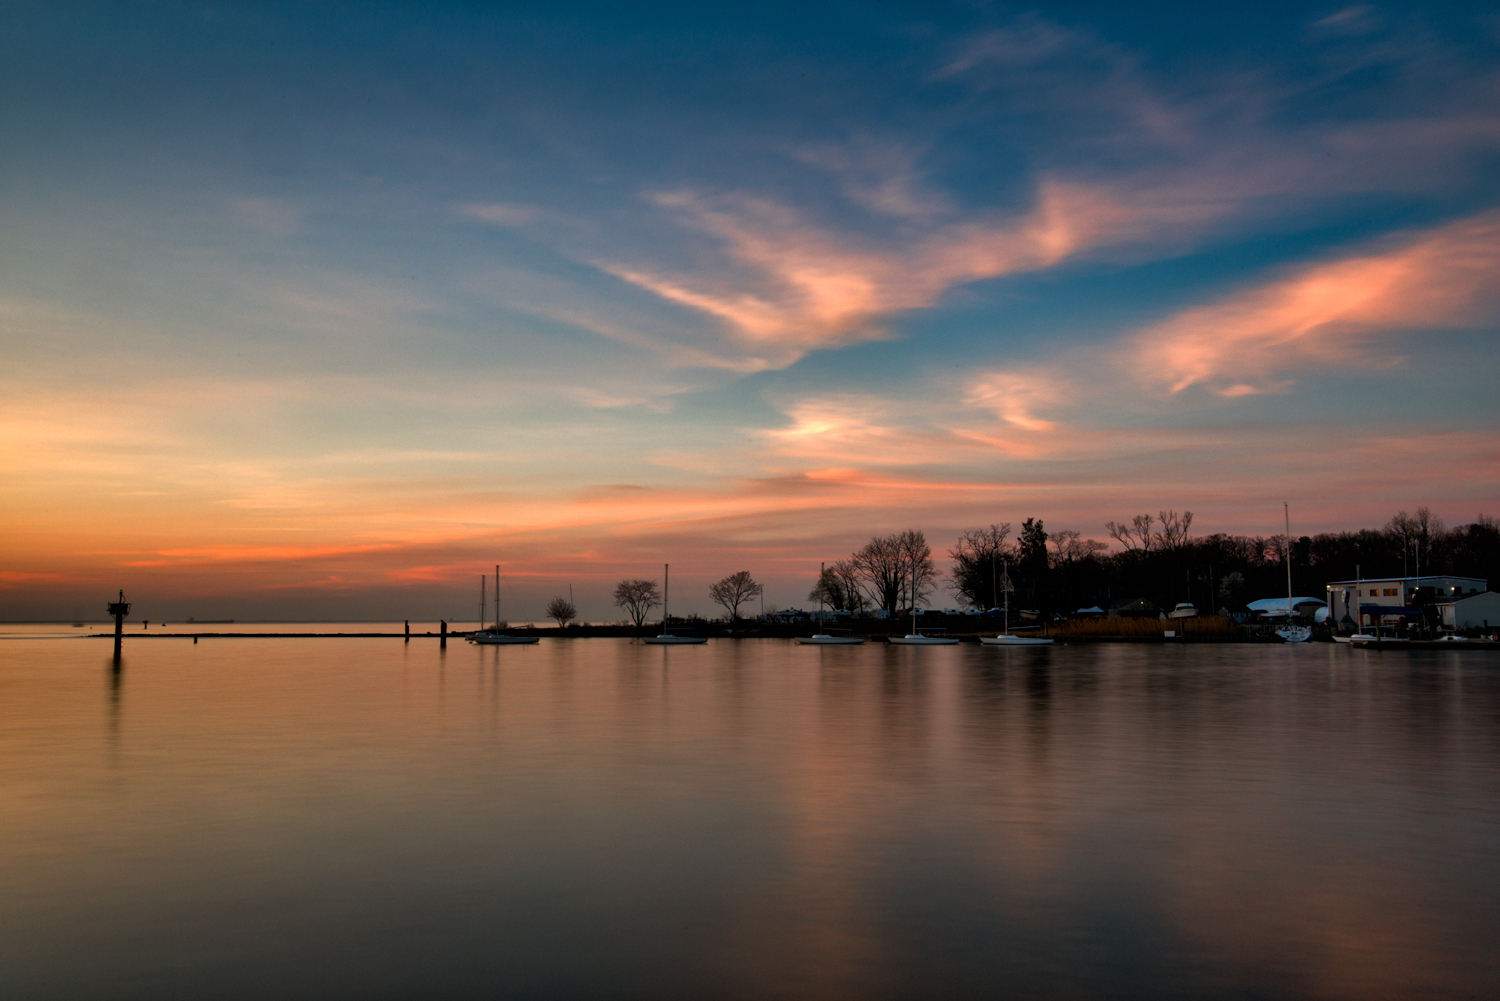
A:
<box><xmin>1436</xmin><ymin>591</ymin><xmax>1500</xmax><ymax>632</ymax></box>
<box><xmin>1325</xmin><ymin>575</ymin><xmax>1487</xmax><ymax>628</ymax></box>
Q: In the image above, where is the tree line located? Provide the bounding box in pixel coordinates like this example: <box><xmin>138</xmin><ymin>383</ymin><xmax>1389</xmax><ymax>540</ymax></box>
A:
<box><xmin>933</xmin><ymin>507</ymin><xmax>1499</xmax><ymax>616</ymax></box>
<box><xmin>554</xmin><ymin>508</ymin><xmax>1496</xmax><ymax>627</ymax></box>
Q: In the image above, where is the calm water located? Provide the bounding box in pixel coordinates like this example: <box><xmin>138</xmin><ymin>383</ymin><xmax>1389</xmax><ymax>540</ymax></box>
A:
<box><xmin>2</xmin><ymin>634</ymin><xmax>1498</xmax><ymax>1000</ymax></box>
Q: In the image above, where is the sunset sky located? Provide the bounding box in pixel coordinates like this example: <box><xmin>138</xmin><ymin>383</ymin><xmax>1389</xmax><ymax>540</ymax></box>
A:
<box><xmin>4</xmin><ymin>2</ymin><xmax>1499</xmax><ymax>621</ymax></box>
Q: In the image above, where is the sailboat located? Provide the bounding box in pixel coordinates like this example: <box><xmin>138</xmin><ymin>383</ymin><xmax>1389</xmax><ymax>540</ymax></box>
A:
<box><xmin>981</xmin><ymin>558</ymin><xmax>1053</xmax><ymax>646</ymax></box>
<box><xmin>798</xmin><ymin>563</ymin><xmax>864</xmax><ymax>645</ymax></box>
<box><xmin>643</xmin><ymin>563</ymin><xmax>707</xmax><ymax>644</ymax></box>
<box><xmin>888</xmin><ymin>567</ymin><xmax>957</xmax><ymax>645</ymax></box>
<box><xmin>1276</xmin><ymin>503</ymin><xmax>1312</xmax><ymax>643</ymax></box>
<box><xmin>470</xmin><ymin>564</ymin><xmax>540</xmax><ymax>645</ymax></box>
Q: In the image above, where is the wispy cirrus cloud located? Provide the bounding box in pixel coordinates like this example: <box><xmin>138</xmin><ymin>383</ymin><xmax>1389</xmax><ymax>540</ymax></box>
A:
<box><xmin>605</xmin><ymin>180</ymin><xmax>1144</xmax><ymax>366</ymax></box>
<box><xmin>1133</xmin><ymin>211</ymin><xmax>1500</xmax><ymax>396</ymax></box>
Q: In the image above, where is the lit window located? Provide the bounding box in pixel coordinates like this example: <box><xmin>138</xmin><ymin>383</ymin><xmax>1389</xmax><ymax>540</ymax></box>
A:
<box><xmin>1383</xmin><ymin>588</ymin><xmax>1399</xmax><ymax>596</ymax></box>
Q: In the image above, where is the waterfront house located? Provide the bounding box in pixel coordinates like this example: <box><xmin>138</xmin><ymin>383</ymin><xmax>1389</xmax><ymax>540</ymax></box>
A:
<box><xmin>1325</xmin><ymin>575</ymin><xmax>1486</xmax><ymax>629</ymax></box>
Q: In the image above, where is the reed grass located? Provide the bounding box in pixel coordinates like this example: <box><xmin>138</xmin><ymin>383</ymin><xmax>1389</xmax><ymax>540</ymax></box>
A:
<box><xmin>1049</xmin><ymin>614</ymin><xmax>1238</xmax><ymax>639</ymax></box>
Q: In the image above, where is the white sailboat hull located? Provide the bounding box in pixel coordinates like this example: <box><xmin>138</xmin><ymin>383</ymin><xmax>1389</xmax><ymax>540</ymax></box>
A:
<box><xmin>797</xmin><ymin>635</ymin><xmax>865</xmax><ymax>645</ymax></box>
<box><xmin>1277</xmin><ymin>626</ymin><xmax>1312</xmax><ymax>643</ymax></box>
<box><xmin>469</xmin><ymin>632</ymin><xmax>539</xmax><ymax>645</ymax></box>
<box><xmin>888</xmin><ymin>634</ymin><xmax>958</xmax><ymax>645</ymax></box>
<box><xmin>643</xmin><ymin>635</ymin><xmax>707</xmax><ymax>645</ymax></box>
<box><xmin>980</xmin><ymin>635</ymin><xmax>1054</xmax><ymax>646</ymax></box>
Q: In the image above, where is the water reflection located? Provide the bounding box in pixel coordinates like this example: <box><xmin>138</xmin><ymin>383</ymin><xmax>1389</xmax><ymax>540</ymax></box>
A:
<box><xmin>0</xmin><ymin>638</ymin><xmax>1496</xmax><ymax>999</ymax></box>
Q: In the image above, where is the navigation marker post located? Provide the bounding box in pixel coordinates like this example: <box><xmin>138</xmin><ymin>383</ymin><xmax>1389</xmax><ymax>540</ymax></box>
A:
<box><xmin>107</xmin><ymin>589</ymin><xmax>131</xmax><ymax>666</ymax></box>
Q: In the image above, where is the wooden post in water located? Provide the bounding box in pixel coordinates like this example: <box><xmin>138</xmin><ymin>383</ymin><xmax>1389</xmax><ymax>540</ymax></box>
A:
<box><xmin>440</xmin><ymin>619</ymin><xmax>447</xmax><ymax>649</ymax></box>
<box><xmin>106</xmin><ymin>589</ymin><xmax>131</xmax><ymax>666</ymax></box>
<box><xmin>404</xmin><ymin>620</ymin><xmax>410</xmax><ymax>643</ymax></box>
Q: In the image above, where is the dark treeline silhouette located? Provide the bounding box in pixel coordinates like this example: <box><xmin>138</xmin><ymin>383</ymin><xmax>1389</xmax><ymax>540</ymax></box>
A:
<box><xmin>964</xmin><ymin>508</ymin><xmax>1499</xmax><ymax>616</ymax></box>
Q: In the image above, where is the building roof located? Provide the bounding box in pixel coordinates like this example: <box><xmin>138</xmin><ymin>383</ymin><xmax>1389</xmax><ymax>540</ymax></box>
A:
<box><xmin>1325</xmin><ymin>575</ymin><xmax>1486</xmax><ymax>586</ymax></box>
<box><xmin>1248</xmin><ymin>597</ymin><xmax>1326</xmax><ymax>612</ymax></box>
<box><xmin>1434</xmin><ymin>591</ymin><xmax>1498</xmax><ymax>607</ymax></box>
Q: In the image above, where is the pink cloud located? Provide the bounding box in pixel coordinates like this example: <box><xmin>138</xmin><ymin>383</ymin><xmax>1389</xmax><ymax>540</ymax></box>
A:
<box><xmin>605</xmin><ymin>181</ymin><xmax>1143</xmax><ymax>365</ymax></box>
<box><xmin>1133</xmin><ymin>211</ymin><xmax>1500</xmax><ymax>396</ymax></box>
<box><xmin>965</xmin><ymin>370</ymin><xmax>1068</xmax><ymax>431</ymax></box>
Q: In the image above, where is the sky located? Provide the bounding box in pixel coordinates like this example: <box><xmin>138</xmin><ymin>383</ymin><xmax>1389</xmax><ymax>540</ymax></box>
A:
<box><xmin>3</xmin><ymin>1</ymin><xmax>1499</xmax><ymax>622</ymax></box>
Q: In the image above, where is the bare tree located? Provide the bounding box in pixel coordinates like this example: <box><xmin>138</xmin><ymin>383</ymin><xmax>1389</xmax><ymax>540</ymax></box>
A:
<box><xmin>850</xmin><ymin>530</ymin><xmax>935</xmax><ymax>614</ymax></box>
<box><xmin>901</xmin><ymin>530</ymin><xmax>938</xmax><ymax>609</ymax></box>
<box><xmin>1389</xmin><ymin>507</ymin><xmax>1447</xmax><ymax>575</ymax></box>
<box><xmin>613</xmin><ymin>579</ymin><xmax>661</xmax><ymax>631</ymax></box>
<box><xmin>708</xmin><ymin>571</ymin><xmax>763</xmax><ymax>623</ymax></box>
<box><xmin>545</xmin><ymin>596</ymin><xmax>577</xmax><ymax>628</ymax></box>
<box><xmin>1156</xmin><ymin>510</ymin><xmax>1193</xmax><ymax>549</ymax></box>
<box><xmin>948</xmin><ymin>523</ymin><xmax>1014</xmax><ymax>608</ymax></box>
<box><xmin>1048</xmin><ymin>530</ymin><xmax>1109</xmax><ymax>567</ymax></box>
<box><xmin>809</xmin><ymin>560</ymin><xmax>866</xmax><ymax>612</ymax></box>
<box><xmin>1105</xmin><ymin>513</ymin><xmax>1155</xmax><ymax>552</ymax></box>
<box><xmin>851</xmin><ymin>533</ymin><xmax>906</xmax><ymax>614</ymax></box>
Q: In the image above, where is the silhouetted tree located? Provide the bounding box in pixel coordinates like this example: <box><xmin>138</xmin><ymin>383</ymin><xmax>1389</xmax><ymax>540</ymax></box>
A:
<box><xmin>613</xmin><ymin>579</ymin><xmax>661</xmax><ymax>631</ymax></box>
<box><xmin>1156</xmin><ymin>510</ymin><xmax>1194</xmax><ymax>549</ymax></box>
<box><xmin>948</xmin><ymin>523</ymin><xmax>1013</xmax><ymax>609</ymax></box>
<box><xmin>709</xmin><ymin>571</ymin><xmax>763</xmax><ymax>623</ymax></box>
<box><xmin>809</xmin><ymin>560</ymin><xmax>865</xmax><ymax>612</ymax></box>
<box><xmin>1106</xmin><ymin>513</ymin><xmax>1155</xmax><ymax>552</ymax></box>
<box><xmin>545</xmin><ymin>596</ymin><xmax>576</xmax><ymax>627</ymax></box>
<box><xmin>852</xmin><ymin>529</ymin><xmax>936</xmax><ymax>614</ymax></box>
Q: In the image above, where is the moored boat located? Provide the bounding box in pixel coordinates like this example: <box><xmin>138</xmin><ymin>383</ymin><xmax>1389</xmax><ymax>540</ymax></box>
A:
<box><xmin>981</xmin><ymin>558</ymin><xmax>1053</xmax><ymax>647</ymax></box>
<box><xmin>799</xmin><ymin>562</ymin><xmax>866</xmax><ymax>644</ymax></box>
<box><xmin>798</xmin><ymin>633</ymin><xmax>864</xmax><ymax>645</ymax></box>
<box><xmin>468</xmin><ymin>564</ymin><xmax>540</xmax><ymax>645</ymax></box>
<box><xmin>643</xmin><ymin>563</ymin><xmax>708</xmax><ymax>644</ymax></box>
<box><xmin>980</xmin><ymin>634</ymin><xmax>1053</xmax><ymax>646</ymax></box>
<box><xmin>889</xmin><ymin>633</ymin><xmax>958</xmax><ymax>645</ymax></box>
<box><xmin>1278</xmin><ymin>503</ymin><xmax>1311</xmax><ymax>643</ymax></box>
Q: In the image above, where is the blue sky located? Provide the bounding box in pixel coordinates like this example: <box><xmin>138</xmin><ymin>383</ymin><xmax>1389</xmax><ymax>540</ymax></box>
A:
<box><xmin>3</xmin><ymin>2</ymin><xmax>1498</xmax><ymax>619</ymax></box>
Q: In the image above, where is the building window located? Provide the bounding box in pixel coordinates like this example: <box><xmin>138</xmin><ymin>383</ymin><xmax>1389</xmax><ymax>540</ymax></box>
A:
<box><xmin>1383</xmin><ymin>588</ymin><xmax>1399</xmax><ymax>596</ymax></box>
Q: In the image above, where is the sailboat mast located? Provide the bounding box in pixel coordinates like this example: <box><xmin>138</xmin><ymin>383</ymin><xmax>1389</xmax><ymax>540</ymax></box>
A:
<box><xmin>1284</xmin><ymin>503</ymin><xmax>1293</xmax><ymax>624</ymax></box>
<box><xmin>1003</xmin><ymin>558</ymin><xmax>1009</xmax><ymax>635</ymax></box>
<box><xmin>480</xmin><ymin>575</ymin><xmax>486</xmax><ymax>631</ymax></box>
<box><xmin>495</xmin><ymin>564</ymin><xmax>500</xmax><ymax>630</ymax></box>
<box><xmin>663</xmin><ymin>563</ymin><xmax>669</xmax><ymax>631</ymax></box>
